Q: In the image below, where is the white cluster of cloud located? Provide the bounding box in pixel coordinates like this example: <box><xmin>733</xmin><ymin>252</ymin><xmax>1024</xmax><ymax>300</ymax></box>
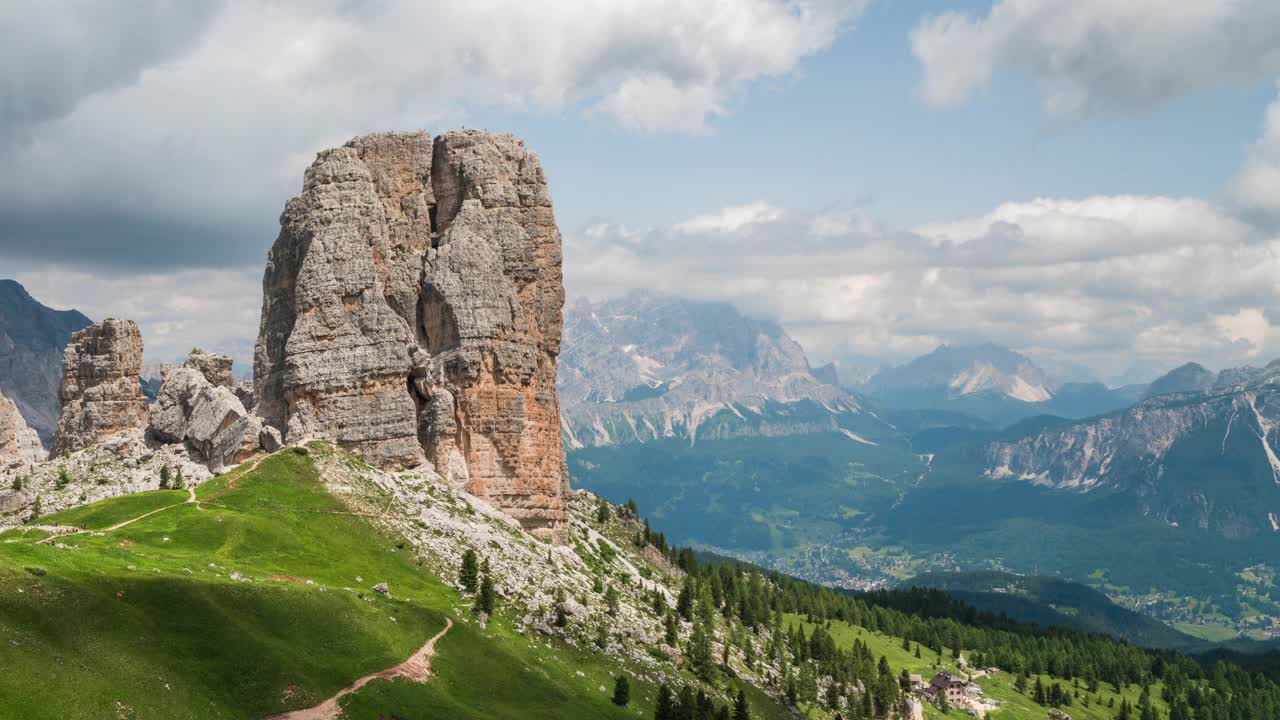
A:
<box><xmin>568</xmin><ymin>189</ymin><xmax>1280</xmax><ymax>378</ymax></box>
<box><xmin>1231</xmin><ymin>89</ymin><xmax>1280</xmax><ymax>219</ymax></box>
<box><xmin>5</xmin><ymin>0</ymin><xmax>1280</xmax><ymax>380</ymax></box>
<box><xmin>910</xmin><ymin>0</ymin><xmax>1280</xmax><ymax>119</ymax></box>
<box><xmin>0</xmin><ymin>0</ymin><xmax>863</xmax><ymax>363</ymax></box>
<box><xmin>0</xmin><ymin>0</ymin><xmax>861</xmax><ymax>233</ymax></box>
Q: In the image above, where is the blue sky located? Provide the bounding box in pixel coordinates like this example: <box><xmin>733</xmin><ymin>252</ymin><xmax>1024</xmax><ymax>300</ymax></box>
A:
<box><xmin>481</xmin><ymin>0</ymin><xmax>1274</xmax><ymax>232</ymax></box>
<box><xmin>3</xmin><ymin>0</ymin><xmax>1280</xmax><ymax>380</ymax></box>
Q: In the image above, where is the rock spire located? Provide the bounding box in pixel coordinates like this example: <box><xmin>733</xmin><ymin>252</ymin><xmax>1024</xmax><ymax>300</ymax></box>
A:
<box><xmin>255</xmin><ymin>130</ymin><xmax>569</xmax><ymax>542</ymax></box>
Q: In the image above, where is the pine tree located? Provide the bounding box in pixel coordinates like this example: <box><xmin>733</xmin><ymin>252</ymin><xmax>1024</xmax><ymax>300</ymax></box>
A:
<box><xmin>477</xmin><ymin>573</ymin><xmax>496</xmax><ymax>614</ymax></box>
<box><xmin>159</xmin><ymin>465</ymin><xmax>171</xmax><ymax>489</ymax></box>
<box><xmin>173</xmin><ymin>467</ymin><xmax>184</xmax><ymax>490</ymax></box>
<box><xmin>596</xmin><ymin>499</ymin><xmax>611</xmax><ymax>524</ymax></box>
<box><xmin>688</xmin><ymin>620</ymin><xmax>717</xmax><ymax>682</ymax></box>
<box><xmin>733</xmin><ymin>688</ymin><xmax>750</xmax><ymax>720</ymax></box>
<box><xmin>459</xmin><ymin>549</ymin><xmax>479</xmax><ymax>593</ymax></box>
<box><xmin>1015</xmin><ymin>672</ymin><xmax>1028</xmax><ymax>694</ymax></box>
<box><xmin>605</xmin><ymin>584</ymin><xmax>620</xmax><ymax>615</ymax></box>
<box><xmin>665</xmin><ymin>611</ymin><xmax>680</xmax><ymax>646</ymax></box>
<box><xmin>612</xmin><ymin>675</ymin><xmax>630</xmax><ymax>706</ymax></box>
<box><xmin>1034</xmin><ymin>676</ymin><xmax>1047</xmax><ymax>705</ymax></box>
<box><xmin>655</xmin><ymin>684</ymin><xmax>676</xmax><ymax>720</ymax></box>
<box><xmin>30</xmin><ymin>495</ymin><xmax>42</xmax><ymax>519</ymax></box>
<box><xmin>676</xmin><ymin>581</ymin><xmax>694</xmax><ymax>620</ymax></box>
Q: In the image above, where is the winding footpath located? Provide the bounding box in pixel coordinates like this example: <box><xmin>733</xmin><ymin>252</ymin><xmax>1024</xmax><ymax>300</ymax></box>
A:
<box><xmin>35</xmin><ymin>451</ymin><xmax>274</xmax><ymax>544</ymax></box>
<box><xmin>264</xmin><ymin>617</ymin><xmax>454</xmax><ymax>720</ymax></box>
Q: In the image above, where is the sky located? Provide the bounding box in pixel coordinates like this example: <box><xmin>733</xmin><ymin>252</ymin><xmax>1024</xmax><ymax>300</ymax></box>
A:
<box><xmin>2</xmin><ymin>0</ymin><xmax>1280</xmax><ymax>384</ymax></box>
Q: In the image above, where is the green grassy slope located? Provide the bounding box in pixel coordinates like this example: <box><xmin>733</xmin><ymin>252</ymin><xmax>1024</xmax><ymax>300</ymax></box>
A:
<box><xmin>1</xmin><ymin>448</ymin><xmax>775</xmax><ymax>719</ymax></box>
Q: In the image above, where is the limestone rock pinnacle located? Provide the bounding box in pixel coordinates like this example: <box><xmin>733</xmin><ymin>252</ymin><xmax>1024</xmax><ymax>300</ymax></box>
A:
<box><xmin>255</xmin><ymin>130</ymin><xmax>569</xmax><ymax>542</ymax></box>
<box><xmin>51</xmin><ymin>319</ymin><xmax>149</xmax><ymax>456</ymax></box>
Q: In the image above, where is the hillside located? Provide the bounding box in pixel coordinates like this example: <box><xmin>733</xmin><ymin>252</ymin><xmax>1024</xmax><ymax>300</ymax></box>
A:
<box><xmin>9</xmin><ymin>443</ymin><xmax>1280</xmax><ymax>719</ymax></box>
<box><xmin>0</xmin><ymin>443</ymin><xmax>789</xmax><ymax>719</ymax></box>
<box><xmin>0</xmin><ymin>279</ymin><xmax>91</xmax><ymax>444</ymax></box>
<box><xmin>902</xmin><ymin>571</ymin><xmax>1201</xmax><ymax>650</ymax></box>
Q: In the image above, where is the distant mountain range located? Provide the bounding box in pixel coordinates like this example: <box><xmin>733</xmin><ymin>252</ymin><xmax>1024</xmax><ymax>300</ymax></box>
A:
<box><xmin>865</xmin><ymin>343</ymin><xmax>1057</xmax><ymax>403</ymax></box>
<box><xmin>565</xmin><ymin>293</ymin><xmax>1280</xmax><ymax>641</ymax></box>
<box><xmin>981</xmin><ymin>366</ymin><xmax>1280</xmax><ymax>540</ymax></box>
<box><xmin>559</xmin><ymin>292</ymin><xmax>895</xmax><ymax>448</ymax></box>
<box><xmin>0</xmin><ymin>280</ymin><xmax>91</xmax><ymax>444</ymax></box>
<box><xmin>858</xmin><ymin>343</ymin><xmax>1144</xmax><ymax>427</ymax></box>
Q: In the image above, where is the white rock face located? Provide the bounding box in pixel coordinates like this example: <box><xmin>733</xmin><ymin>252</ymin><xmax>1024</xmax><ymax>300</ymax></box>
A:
<box><xmin>150</xmin><ymin>363</ymin><xmax>266</xmax><ymax>472</ymax></box>
<box><xmin>0</xmin><ymin>393</ymin><xmax>45</xmax><ymax>468</ymax></box>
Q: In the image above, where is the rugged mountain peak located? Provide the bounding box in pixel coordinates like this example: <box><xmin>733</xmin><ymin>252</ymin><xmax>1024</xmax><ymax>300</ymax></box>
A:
<box><xmin>865</xmin><ymin>343</ymin><xmax>1056</xmax><ymax>402</ymax></box>
<box><xmin>0</xmin><ymin>392</ymin><xmax>44</xmax><ymax>468</ymax></box>
<box><xmin>255</xmin><ymin>129</ymin><xmax>568</xmax><ymax>542</ymax></box>
<box><xmin>51</xmin><ymin>319</ymin><xmax>149</xmax><ymax>456</ymax></box>
<box><xmin>1145</xmin><ymin>362</ymin><xmax>1216</xmax><ymax>398</ymax></box>
<box><xmin>0</xmin><ymin>279</ymin><xmax>92</xmax><ymax>444</ymax></box>
<box><xmin>558</xmin><ymin>292</ymin><xmax>874</xmax><ymax>447</ymax></box>
<box><xmin>985</xmin><ymin>386</ymin><xmax>1280</xmax><ymax>539</ymax></box>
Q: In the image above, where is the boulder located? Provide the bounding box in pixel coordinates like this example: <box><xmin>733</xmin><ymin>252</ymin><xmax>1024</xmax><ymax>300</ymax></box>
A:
<box><xmin>51</xmin><ymin>319</ymin><xmax>149</xmax><ymax>456</ymax></box>
<box><xmin>255</xmin><ymin>130</ymin><xmax>569</xmax><ymax>542</ymax></box>
<box><xmin>150</xmin><ymin>360</ymin><xmax>265</xmax><ymax>471</ymax></box>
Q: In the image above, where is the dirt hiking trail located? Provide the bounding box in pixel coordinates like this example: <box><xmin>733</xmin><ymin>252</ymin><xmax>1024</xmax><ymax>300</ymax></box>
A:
<box><xmin>265</xmin><ymin>617</ymin><xmax>454</xmax><ymax>719</ymax></box>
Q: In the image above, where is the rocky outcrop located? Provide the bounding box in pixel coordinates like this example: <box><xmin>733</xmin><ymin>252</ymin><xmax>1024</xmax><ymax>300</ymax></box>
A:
<box><xmin>0</xmin><ymin>392</ymin><xmax>44</xmax><ymax>467</ymax></box>
<box><xmin>0</xmin><ymin>428</ymin><xmax>213</xmax><ymax>528</ymax></box>
<box><xmin>150</xmin><ymin>355</ymin><xmax>267</xmax><ymax>471</ymax></box>
<box><xmin>0</xmin><ymin>279</ymin><xmax>93</xmax><ymax>444</ymax></box>
<box><xmin>255</xmin><ymin>130</ymin><xmax>569</xmax><ymax>542</ymax></box>
<box><xmin>182</xmin><ymin>348</ymin><xmax>234</xmax><ymax>387</ymax></box>
<box><xmin>51</xmin><ymin>319</ymin><xmax>149</xmax><ymax>456</ymax></box>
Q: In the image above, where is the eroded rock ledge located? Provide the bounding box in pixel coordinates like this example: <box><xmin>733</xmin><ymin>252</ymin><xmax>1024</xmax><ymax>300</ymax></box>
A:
<box><xmin>254</xmin><ymin>130</ymin><xmax>569</xmax><ymax>542</ymax></box>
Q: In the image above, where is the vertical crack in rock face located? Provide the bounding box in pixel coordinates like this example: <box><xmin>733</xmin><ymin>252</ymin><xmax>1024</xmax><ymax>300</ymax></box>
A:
<box><xmin>255</xmin><ymin>130</ymin><xmax>569</xmax><ymax>542</ymax></box>
<box><xmin>51</xmin><ymin>319</ymin><xmax>150</xmax><ymax>456</ymax></box>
